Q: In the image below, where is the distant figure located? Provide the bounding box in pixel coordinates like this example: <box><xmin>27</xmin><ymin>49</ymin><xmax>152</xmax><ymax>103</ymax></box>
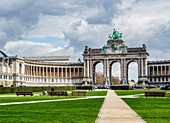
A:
<box><xmin>51</xmin><ymin>87</ymin><xmax>55</xmax><ymax>91</ymax></box>
<box><xmin>43</xmin><ymin>90</ymin><xmax>48</xmax><ymax>95</ymax></box>
<box><xmin>89</xmin><ymin>85</ymin><xmax>92</xmax><ymax>91</ymax></box>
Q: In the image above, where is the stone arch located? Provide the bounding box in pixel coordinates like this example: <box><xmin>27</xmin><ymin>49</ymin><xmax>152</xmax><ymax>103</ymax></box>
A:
<box><xmin>126</xmin><ymin>60</ymin><xmax>138</xmax><ymax>84</ymax></box>
<box><xmin>92</xmin><ymin>60</ymin><xmax>104</xmax><ymax>85</ymax></box>
<box><xmin>109</xmin><ymin>60</ymin><xmax>121</xmax><ymax>85</ymax></box>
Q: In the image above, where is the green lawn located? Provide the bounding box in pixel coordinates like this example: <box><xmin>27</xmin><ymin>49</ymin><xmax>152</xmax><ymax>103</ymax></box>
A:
<box><xmin>123</xmin><ymin>98</ymin><xmax>170</xmax><ymax>123</ymax></box>
<box><xmin>0</xmin><ymin>96</ymin><xmax>78</xmax><ymax>103</ymax></box>
<box><xmin>115</xmin><ymin>90</ymin><xmax>170</xmax><ymax>96</ymax></box>
<box><xmin>0</xmin><ymin>98</ymin><xmax>104</xmax><ymax>123</ymax></box>
<box><xmin>86</xmin><ymin>91</ymin><xmax>107</xmax><ymax>96</ymax></box>
<box><xmin>0</xmin><ymin>91</ymin><xmax>107</xmax><ymax>103</ymax></box>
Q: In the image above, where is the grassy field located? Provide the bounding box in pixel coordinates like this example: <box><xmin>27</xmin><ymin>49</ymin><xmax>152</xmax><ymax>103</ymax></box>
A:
<box><xmin>0</xmin><ymin>98</ymin><xmax>104</xmax><ymax>123</ymax></box>
<box><xmin>0</xmin><ymin>91</ymin><xmax>107</xmax><ymax>103</ymax></box>
<box><xmin>115</xmin><ymin>90</ymin><xmax>170</xmax><ymax>96</ymax></box>
<box><xmin>123</xmin><ymin>98</ymin><xmax>170</xmax><ymax>123</ymax></box>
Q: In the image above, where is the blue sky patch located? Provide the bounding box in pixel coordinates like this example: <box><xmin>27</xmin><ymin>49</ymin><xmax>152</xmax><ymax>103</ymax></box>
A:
<box><xmin>23</xmin><ymin>37</ymin><xmax>67</xmax><ymax>48</ymax></box>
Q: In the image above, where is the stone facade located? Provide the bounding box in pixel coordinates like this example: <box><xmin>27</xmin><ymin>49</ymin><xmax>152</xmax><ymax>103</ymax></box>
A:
<box><xmin>0</xmin><ymin>39</ymin><xmax>170</xmax><ymax>86</ymax></box>
<box><xmin>0</xmin><ymin>55</ymin><xmax>83</xmax><ymax>87</ymax></box>
<box><xmin>148</xmin><ymin>60</ymin><xmax>170</xmax><ymax>84</ymax></box>
<box><xmin>83</xmin><ymin>39</ymin><xmax>149</xmax><ymax>85</ymax></box>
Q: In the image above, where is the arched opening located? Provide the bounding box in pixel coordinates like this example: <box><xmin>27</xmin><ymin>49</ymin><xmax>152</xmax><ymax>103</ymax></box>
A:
<box><xmin>110</xmin><ymin>62</ymin><xmax>120</xmax><ymax>85</ymax></box>
<box><xmin>94</xmin><ymin>62</ymin><xmax>103</xmax><ymax>85</ymax></box>
<box><xmin>128</xmin><ymin>62</ymin><xmax>138</xmax><ymax>85</ymax></box>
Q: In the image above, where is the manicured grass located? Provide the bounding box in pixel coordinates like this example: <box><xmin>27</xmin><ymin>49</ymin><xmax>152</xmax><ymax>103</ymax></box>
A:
<box><xmin>86</xmin><ymin>91</ymin><xmax>107</xmax><ymax>96</ymax></box>
<box><xmin>123</xmin><ymin>98</ymin><xmax>170</xmax><ymax>123</ymax></box>
<box><xmin>0</xmin><ymin>91</ymin><xmax>107</xmax><ymax>103</ymax></box>
<box><xmin>0</xmin><ymin>98</ymin><xmax>104</xmax><ymax>123</ymax></box>
<box><xmin>0</xmin><ymin>96</ymin><xmax>78</xmax><ymax>103</ymax></box>
<box><xmin>115</xmin><ymin>90</ymin><xmax>170</xmax><ymax>96</ymax></box>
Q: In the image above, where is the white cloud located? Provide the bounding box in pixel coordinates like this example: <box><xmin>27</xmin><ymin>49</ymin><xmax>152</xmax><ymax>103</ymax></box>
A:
<box><xmin>4</xmin><ymin>41</ymin><xmax>62</xmax><ymax>56</ymax></box>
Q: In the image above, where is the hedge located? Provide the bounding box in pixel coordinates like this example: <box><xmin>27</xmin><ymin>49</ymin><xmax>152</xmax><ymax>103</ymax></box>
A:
<box><xmin>110</xmin><ymin>85</ymin><xmax>129</xmax><ymax>90</ymax></box>
<box><xmin>0</xmin><ymin>86</ymin><xmax>76</xmax><ymax>94</ymax></box>
<box><xmin>76</xmin><ymin>86</ymin><xmax>94</xmax><ymax>90</ymax></box>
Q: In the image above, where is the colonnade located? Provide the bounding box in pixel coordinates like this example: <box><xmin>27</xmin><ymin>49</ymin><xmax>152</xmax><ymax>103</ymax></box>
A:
<box><xmin>24</xmin><ymin>65</ymin><xmax>83</xmax><ymax>78</ymax></box>
<box><xmin>148</xmin><ymin>65</ymin><xmax>170</xmax><ymax>82</ymax></box>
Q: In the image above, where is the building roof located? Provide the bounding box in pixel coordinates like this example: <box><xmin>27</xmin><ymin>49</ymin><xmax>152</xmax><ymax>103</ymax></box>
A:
<box><xmin>23</xmin><ymin>56</ymin><xmax>70</xmax><ymax>61</ymax></box>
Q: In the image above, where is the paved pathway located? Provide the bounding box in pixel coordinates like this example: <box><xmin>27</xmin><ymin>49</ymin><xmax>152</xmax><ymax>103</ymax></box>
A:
<box><xmin>96</xmin><ymin>90</ymin><xmax>146</xmax><ymax>123</ymax></box>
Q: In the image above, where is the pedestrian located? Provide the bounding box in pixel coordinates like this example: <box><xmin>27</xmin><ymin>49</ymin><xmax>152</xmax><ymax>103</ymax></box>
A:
<box><xmin>51</xmin><ymin>87</ymin><xmax>55</xmax><ymax>91</ymax></box>
<box><xmin>43</xmin><ymin>90</ymin><xmax>48</xmax><ymax>95</ymax></box>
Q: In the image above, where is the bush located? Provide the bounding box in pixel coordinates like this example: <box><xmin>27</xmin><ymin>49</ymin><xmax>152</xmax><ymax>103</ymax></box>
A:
<box><xmin>0</xmin><ymin>86</ymin><xmax>76</xmax><ymax>94</ymax></box>
<box><xmin>76</xmin><ymin>86</ymin><xmax>94</xmax><ymax>90</ymax></box>
<box><xmin>110</xmin><ymin>85</ymin><xmax>130</xmax><ymax>90</ymax></box>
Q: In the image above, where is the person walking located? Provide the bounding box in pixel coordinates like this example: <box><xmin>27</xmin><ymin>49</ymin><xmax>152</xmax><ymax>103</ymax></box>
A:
<box><xmin>51</xmin><ymin>87</ymin><xmax>55</xmax><ymax>91</ymax></box>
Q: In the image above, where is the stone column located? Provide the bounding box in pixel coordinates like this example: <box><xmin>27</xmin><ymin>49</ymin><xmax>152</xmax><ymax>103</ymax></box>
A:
<box><xmin>33</xmin><ymin>66</ymin><xmax>35</xmax><ymax>76</ymax></box>
<box><xmin>138</xmin><ymin>59</ymin><xmax>141</xmax><ymax>77</ymax></box>
<box><xmin>61</xmin><ymin>67</ymin><xmax>63</xmax><ymax>78</ymax></box>
<box><xmin>124</xmin><ymin>59</ymin><xmax>127</xmax><ymax>84</ymax></box>
<box><xmin>43</xmin><ymin>67</ymin><xmax>44</xmax><ymax>76</ymax></box>
<box><xmin>54</xmin><ymin>67</ymin><xmax>55</xmax><ymax>77</ymax></box>
<box><xmin>39</xmin><ymin>67</ymin><xmax>41</xmax><ymax>76</ymax></box>
<box><xmin>168</xmin><ymin>66</ymin><xmax>170</xmax><ymax>82</ymax></box>
<box><xmin>90</xmin><ymin>60</ymin><xmax>93</xmax><ymax>78</ymax></box>
<box><xmin>141</xmin><ymin>58</ymin><xmax>143</xmax><ymax>77</ymax></box>
<box><xmin>31</xmin><ymin>66</ymin><xmax>32</xmax><ymax>76</ymax></box>
<box><xmin>57</xmin><ymin>67</ymin><xmax>59</xmax><ymax>78</ymax></box>
<box><xmin>49</xmin><ymin>67</ymin><xmax>51</xmax><ymax>77</ymax></box>
<box><xmin>165</xmin><ymin>66</ymin><xmax>167</xmax><ymax>75</ymax></box>
<box><xmin>121</xmin><ymin>59</ymin><xmax>124</xmax><ymax>81</ymax></box>
<box><xmin>107</xmin><ymin>59</ymin><xmax>110</xmax><ymax>85</ymax></box>
<box><xmin>106</xmin><ymin>59</ymin><xmax>109</xmax><ymax>78</ymax></box>
<box><xmin>157</xmin><ymin>66</ymin><xmax>158</xmax><ymax>75</ymax></box>
<box><xmin>46</xmin><ymin>67</ymin><xmax>48</xmax><ymax>76</ymax></box>
<box><xmin>36</xmin><ymin>66</ymin><xmax>38</xmax><ymax>76</ymax></box>
<box><xmin>103</xmin><ymin>60</ymin><xmax>107</xmax><ymax>83</ymax></box>
<box><xmin>144</xmin><ymin>58</ymin><xmax>147</xmax><ymax>77</ymax></box>
<box><xmin>69</xmin><ymin>67</ymin><xmax>71</xmax><ymax>78</ymax></box>
<box><xmin>148</xmin><ymin>66</ymin><xmax>150</xmax><ymax>76</ymax></box>
<box><xmin>78</xmin><ymin>67</ymin><xmax>79</xmax><ymax>77</ymax></box>
<box><xmin>87</xmin><ymin>60</ymin><xmax>89</xmax><ymax>77</ymax></box>
<box><xmin>152</xmin><ymin>66</ymin><xmax>154</xmax><ymax>76</ymax></box>
<box><xmin>73</xmin><ymin>67</ymin><xmax>75</xmax><ymax>77</ymax></box>
<box><xmin>82</xmin><ymin>68</ymin><xmax>84</xmax><ymax>77</ymax></box>
<box><xmin>84</xmin><ymin>60</ymin><xmax>86</xmax><ymax>77</ymax></box>
<box><xmin>161</xmin><ymin>66</ymin><xmax>162</xmax><ymax>75</ymax></box>
<box><xmin>65</xmin><ymin>67</ymin><xmax>67</xmax><ymax>78</ymax></box>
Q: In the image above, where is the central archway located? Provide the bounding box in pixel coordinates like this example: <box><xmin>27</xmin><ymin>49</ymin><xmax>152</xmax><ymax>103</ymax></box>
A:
<box><xmin>92</xmin><ymin>61</ymin><xmax>104</xmax><ymax>85</ymax></box>
<box><xmin>110</xmin><ymin>61</ymin><xmax>121</xmax><ymax>85</ymax></box>
<box><xmin>127</xmin><ymin>62</ymin><xmax>138</xmax><ymax>85</ymax></box>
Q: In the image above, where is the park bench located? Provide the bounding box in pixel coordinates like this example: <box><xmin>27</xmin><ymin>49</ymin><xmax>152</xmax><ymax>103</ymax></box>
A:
<box><xmin>48</xmin><ymin>91</ymin><xmax>68</xmax><ymax>96</ymax></box>
<box><xmin>145</xmin><ymin>92</ymin><xmax>166</xmax><ymax>98</ymax></box>
<box><xmin>16</xmin><ymin>91</ymin><xmax>33</xmax><ymax>96</ymax></box>
<box><xmin>71</xmin><ymin>91</ymin><xmax>86</xmax><ymax>96</ymax></box>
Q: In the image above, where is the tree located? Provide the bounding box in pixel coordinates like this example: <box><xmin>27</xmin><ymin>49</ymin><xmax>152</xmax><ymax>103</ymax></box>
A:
<box><xmin>111</xmin><ymin>76</ymin><xmax>120</xmax><ymax>85</ymax></box>
<box><xmin>95</xmin><ymin>72</ymin><xmax>104</xmax><ymax>85</ymax></box>
<box><xmin>95</xmin><ymin>72</ymin><xmax>120</xmax><ymax>85</ymax></box>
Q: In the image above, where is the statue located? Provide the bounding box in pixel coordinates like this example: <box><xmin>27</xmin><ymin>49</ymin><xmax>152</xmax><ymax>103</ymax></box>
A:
<box><xmin>108</xmin><ymin>28</ymin><xmax>122</xmax><ymax>39</ymax></box>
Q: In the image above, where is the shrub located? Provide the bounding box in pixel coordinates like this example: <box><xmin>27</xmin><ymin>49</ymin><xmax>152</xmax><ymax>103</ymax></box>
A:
<box><xmin>110</xmin><ymin>85</ymin><xmax>129</xmax><ymax>90</ymax></box>
<box><xmin>0</xmin><ymin>86</ymin><xmax>76</xmax><ymax>94</ymax></box>
<box><xmin>76</xmin><ymin>86</ymin><xmax>94</xmax><ymax>90</ymax></box>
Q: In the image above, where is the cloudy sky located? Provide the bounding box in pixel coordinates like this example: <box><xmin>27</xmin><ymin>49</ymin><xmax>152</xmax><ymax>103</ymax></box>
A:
<box><xmin>0</xmin><ymin>0</ymin><xmax>170</xmax><ymax>81</ymax></box>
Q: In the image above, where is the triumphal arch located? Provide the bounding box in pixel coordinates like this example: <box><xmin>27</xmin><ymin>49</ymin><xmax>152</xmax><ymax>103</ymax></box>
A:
<box><xmin>83</xmin><ymin>29</ymin><xmax>149</xmax><ymax>85</ymax></box>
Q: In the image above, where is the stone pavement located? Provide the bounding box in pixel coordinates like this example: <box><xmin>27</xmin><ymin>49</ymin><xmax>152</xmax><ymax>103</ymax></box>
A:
<box><xmin>96</xmin><ymin>90</ymin><xmax>146</xmax><ymax>123</ymax></box>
